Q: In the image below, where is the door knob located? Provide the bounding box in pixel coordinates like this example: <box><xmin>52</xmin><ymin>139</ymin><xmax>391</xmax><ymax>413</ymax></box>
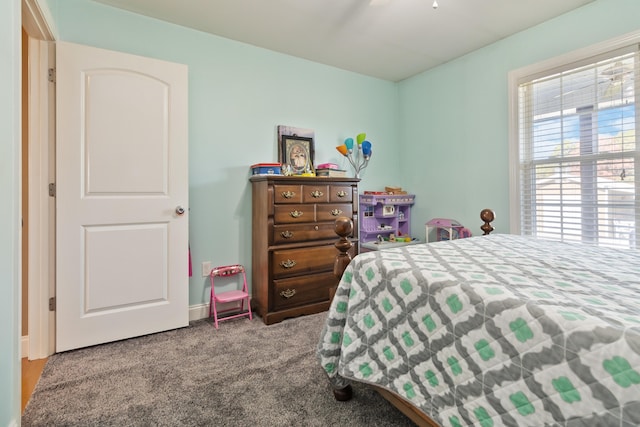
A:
<box><xmin>175</xmin><ymin>206</ymin><xmax>185</xmax><ymax>216</ymax></box>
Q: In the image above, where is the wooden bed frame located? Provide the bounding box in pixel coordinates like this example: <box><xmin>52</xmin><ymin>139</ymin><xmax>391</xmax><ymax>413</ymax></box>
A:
<box><xmin>330</xmin><ymin>209</ymin><xmax>496</xmax><ymax>427</ymax></box>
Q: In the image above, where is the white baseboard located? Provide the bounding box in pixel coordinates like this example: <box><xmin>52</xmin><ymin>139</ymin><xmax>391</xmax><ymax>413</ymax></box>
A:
<box><xmin>189</xmin><ymin>303</ymin><xmax>210</xmax><ymax>321</ymax></box>
<box><xmin>21</xmin><ymin>335</ymin><xmax>29</xmax><ymax>358</ymax></box>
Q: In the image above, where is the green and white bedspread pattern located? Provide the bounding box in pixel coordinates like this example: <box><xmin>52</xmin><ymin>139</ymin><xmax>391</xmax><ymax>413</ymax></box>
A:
<box><xmin>317</xmin><ymin>234</ymin><xmax>640</xmax><ymax>426</ymax></box>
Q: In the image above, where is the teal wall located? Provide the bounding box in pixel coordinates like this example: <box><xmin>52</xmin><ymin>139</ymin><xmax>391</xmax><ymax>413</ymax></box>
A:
<box><xmin>42</xmin><ymin>0</ymin><xmax>640</xmax><ymax>306</ymax></box>
<box><xmin>46</xmin><ymin>0</ymin><xmax>400</xmax><ymax>307</ymax></box>
<box><xmin>1</xmin><ymin>0</ymin><xmax>21</xmax><ymax>425</ymax></box>
<box><xmin>399</xmin><ymin>0</ymin><xmax>640</xmax><ymax>236</ymax></box>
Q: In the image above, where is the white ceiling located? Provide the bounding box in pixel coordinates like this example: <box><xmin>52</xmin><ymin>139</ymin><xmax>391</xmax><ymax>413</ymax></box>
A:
<box><xmin>92</xmin><ymin>0</ymin><xmax>595</xmax><ymax>82</ymax></box>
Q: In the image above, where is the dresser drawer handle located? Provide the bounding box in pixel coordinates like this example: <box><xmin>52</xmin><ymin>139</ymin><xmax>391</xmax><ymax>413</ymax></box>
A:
<box><xmin>290</xmin><ymin>210</ymin><xmax>304</xmax><ymax>218</ymax></box>
<box><xmin>281</xmin><ymin>230</ymin><xmax>294</xmax><ymax>239</ymax></box>
<box><xmin>280</xmin><ymin>289</ymin><xmax>296</xmax><ymax>299</ymax></box>
<box><xmin>281</xmin><ymin>191</ymin><xmax>296</xmax><ymax>199</ymax></box>
<box><xmin>336</xmin><ymin>191</ymin><xmax>347</xmax><ymax>198</ymax></box>
<box><xmin>280</xmin><ymin>259</ymin><xmax>297</xmax><ymax>269</ymax></box>
<box><xmin>331</xmin><ymin>209</ymin><xmax>343</xmax><ymax>216</ymax></box>
<box><xmin>310</xmin><ymin>190</ymin><xmax>324</xmax><ymax>198</ymax></box>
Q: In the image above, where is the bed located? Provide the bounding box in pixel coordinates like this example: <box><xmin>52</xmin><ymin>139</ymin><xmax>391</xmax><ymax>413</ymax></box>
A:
<box><xmin>317</xmin><ymin>211</ymin><xmax>640</xmax><ymax>426</ymax></box>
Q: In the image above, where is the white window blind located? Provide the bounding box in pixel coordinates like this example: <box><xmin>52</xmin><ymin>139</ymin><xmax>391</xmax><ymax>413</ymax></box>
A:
<box><xmin>518</xmin><ymin>45</ymin><xmax>640</xmax><ymax>248</ymax></box>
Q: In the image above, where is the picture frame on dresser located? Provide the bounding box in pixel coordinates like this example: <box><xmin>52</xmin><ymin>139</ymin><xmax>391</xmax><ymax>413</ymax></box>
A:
<box><xmin>279</xmin><ymin>135</ymin><xmax>315</xmax><ymax>175</ymax></box>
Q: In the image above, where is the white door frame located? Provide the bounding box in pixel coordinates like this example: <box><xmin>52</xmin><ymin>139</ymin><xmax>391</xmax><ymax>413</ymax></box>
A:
<box><xmin>23</xmin><ymin>0</ymin><xmax>56</xmax><ymax>359</ymax></box>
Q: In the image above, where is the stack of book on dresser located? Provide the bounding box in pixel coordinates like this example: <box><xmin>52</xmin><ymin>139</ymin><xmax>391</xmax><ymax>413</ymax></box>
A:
<box><xmin>315</xmin><ymin>163</ymin><xmax>347</xmax><ymax>177</ymax></box>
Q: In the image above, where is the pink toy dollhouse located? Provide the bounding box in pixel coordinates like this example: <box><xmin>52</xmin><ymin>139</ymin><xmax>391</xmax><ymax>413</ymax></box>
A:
<box><xmin>426</xmin><ymin>218</ymin><xmax>472</xmax><ymax>242</ymax></box>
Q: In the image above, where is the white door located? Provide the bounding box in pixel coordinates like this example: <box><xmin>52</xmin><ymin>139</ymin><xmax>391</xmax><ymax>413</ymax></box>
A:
<box><xmin>56</xmin><ymin>42</ymin><xmax>189</xmax><ymax>352</ymax></box>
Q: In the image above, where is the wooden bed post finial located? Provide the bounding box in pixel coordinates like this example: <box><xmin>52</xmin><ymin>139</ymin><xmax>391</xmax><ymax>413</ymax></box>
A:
<box><xmin>480</xmin><ymin>209</ymin><xmax>495</xmax><ymax>235</ymax></box>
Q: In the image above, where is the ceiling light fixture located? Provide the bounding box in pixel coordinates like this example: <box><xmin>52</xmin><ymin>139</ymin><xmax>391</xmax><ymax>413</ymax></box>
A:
<box><xmin>432</xmin><ymin>0</ymin><xmax>438</xmax><ymax>9</ymax></box>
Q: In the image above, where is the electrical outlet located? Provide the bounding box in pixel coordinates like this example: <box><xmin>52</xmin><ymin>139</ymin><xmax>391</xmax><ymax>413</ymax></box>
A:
<box><xmin>202</xmin><ymin>261</ymin><xmax>211</xmax><ymax>277</ymax></box>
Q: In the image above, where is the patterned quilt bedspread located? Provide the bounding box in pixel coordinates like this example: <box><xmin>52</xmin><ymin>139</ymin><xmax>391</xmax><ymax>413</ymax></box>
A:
<box><xmin>317</xmin><ymin>234</ymin><xmax>640</xmax><ymax>426</ymax></box>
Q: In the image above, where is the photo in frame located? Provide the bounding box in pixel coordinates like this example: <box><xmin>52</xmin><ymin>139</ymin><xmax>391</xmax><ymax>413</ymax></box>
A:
<box><xmin>277</xmin><ymin>125</ymin><xmax>315</xmax><ymax>175</ymax></box>
<box><xmin>279</xmin><ymin>135</ymin><xmax>315</xmax><ymax>175</ymax></box>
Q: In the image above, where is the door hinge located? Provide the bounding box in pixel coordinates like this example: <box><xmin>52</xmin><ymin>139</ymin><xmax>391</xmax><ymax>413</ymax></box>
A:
<box><xmin>48</xmin><ymin>68</ymin><xmax>56</xmax><ymax>83</ymax></box>
<box><xmin>49</xmin><ymin>183</ymin><xmax>55</xmax><ymax>197</ymax></box>
<box><xmin>49</xmin><ymin>297</ymin><xmax>56</xmax><ymax>311</ymax></box>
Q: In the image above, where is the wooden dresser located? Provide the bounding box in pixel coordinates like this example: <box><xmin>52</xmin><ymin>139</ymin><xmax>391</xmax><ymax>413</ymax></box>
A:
<box><xmin>250</xmin><ymin>175</ymin><xmax>359</xmax><ymax>325</ymax></box>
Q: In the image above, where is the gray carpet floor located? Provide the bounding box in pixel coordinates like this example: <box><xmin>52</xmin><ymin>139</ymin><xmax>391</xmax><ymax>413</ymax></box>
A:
<box><xmin>22</xmin><ymin>312</ymin><xmax>417</xmax><ymax>426</ymax></box>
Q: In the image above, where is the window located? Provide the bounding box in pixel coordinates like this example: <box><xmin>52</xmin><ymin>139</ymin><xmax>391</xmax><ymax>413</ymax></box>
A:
<box><xmin>510</xmin><ymin>36</ymin><xmax>640</xmax><ymax>249</ymax></box>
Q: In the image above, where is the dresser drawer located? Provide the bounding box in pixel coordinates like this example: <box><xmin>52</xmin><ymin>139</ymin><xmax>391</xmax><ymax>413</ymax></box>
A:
<box><xmin>272</xmin><ymin>271</ymin><xmax>337</xmax><ymax>311</ymax></box>
<box><xmin>302</xmin><ymin>185</ymin><xmax>329</xmax><ymax>203</ymax></box>
<box><xmin>273</xmin><ymin>185</ymin><xmax>303</xmax><ymax>204</ymax></box>
<box><xmin>272</xmin><ymin>245</ymin><xmax>336</xmax><ymax>278</ymax></box>
<box><xmin>316</xmin><ymin>203</ymin><xmax>353</xmax><ymax>222</ymax></box>
<box><xmin>274</xmin><ymin>204</ymin><xmax>314</xmax><ymax>224</ymax></box>
<box><xmin>329</xmin><ymin>185</ymin><xmax>353</xmax><ymax>203</ymax></box>
<box><xmin>273</xmin><ymin>223</ymin><xmax>336</xmax><ymax>244</ymax></box>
